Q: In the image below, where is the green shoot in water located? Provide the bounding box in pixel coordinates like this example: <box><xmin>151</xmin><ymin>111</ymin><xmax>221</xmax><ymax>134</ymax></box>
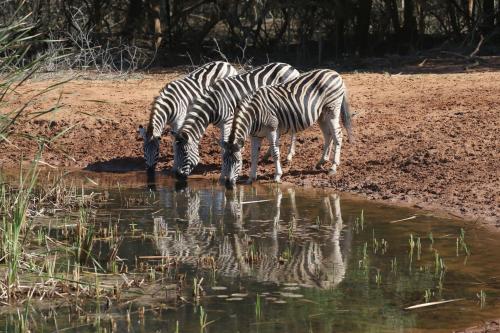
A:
<box><xmin>255</xmin><ymin>293</ymin><xmax>262</xmax><ymax>320</ymax></box>
<box><xmin>375</xmin><ymin>269</ymin><xmax>382</xmax><ymax>286</ymax></box>
<box><xmin>477</xmin><ymin>290</ymin><xmax>486</xmax><ymax>309</ymax></box>
<box><xmin>391</xmin><ymin>257</ymin><xmax>397</xmax><ymax>273</ymax></box>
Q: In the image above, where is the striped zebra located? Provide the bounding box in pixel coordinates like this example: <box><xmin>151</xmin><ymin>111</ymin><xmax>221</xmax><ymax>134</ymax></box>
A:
<box><xmin>138</xmin><ymin>61</ymin><xmax>238</xmax><ymax>171</ymax></box>
<box><xmin>222</xmin><ymin>69</ymin><xmax>353</xmax><ymax>185</ymax></box>
<box><xmin>173</xmin><ymin>62</ymin><xmax>300</xmax><ymax>178</ymax></box>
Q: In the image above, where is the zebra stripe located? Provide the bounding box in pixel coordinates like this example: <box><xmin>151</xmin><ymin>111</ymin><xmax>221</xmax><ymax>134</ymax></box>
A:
<box><xmin>173</xmin><ymin>62</ymin><xmax>300</xmax><ymax>178</ymax></box>
<box><xmin>223</xmin><ymin>69</ymin><xmax>353</xmax><ymax>184</ymax></box>
<box><xmin>139</xmin><ymin>61</ymin><xmax>238</xmax><ymax>170</ymax></box>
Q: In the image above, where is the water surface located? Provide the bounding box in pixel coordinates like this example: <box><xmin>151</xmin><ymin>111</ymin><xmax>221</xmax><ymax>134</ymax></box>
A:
<box><xmin>1</xmin><ymin>172</ymin><xmax>499</xmax><ymax>332</ymax></box>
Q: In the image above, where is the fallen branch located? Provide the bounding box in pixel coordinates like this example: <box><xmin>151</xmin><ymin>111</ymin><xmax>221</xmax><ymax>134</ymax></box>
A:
<box><xmin>389</xmin><ymin>216</ymin><xmax>417</xmax><ymax>224</ymax></box>
<box><xmin>405</xmin><ymin>298</ymin><xmax>465</xmax><ymax>310</ymax></box>
<box><xmin>469</xmin><ymin>34</ymin><xmax>484</xmax><ymax>58</ymax></box>
<box><xmin>241</xmin><ymin>199</ymin><xmax>273</xmax><ymax>205</ymax></box>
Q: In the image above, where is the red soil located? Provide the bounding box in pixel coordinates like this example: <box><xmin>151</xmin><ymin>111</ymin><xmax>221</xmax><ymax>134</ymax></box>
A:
<box><xmin>1</xmin><ymin>69</ymin><xmax>499</xmax><ymax>225</ymax></box>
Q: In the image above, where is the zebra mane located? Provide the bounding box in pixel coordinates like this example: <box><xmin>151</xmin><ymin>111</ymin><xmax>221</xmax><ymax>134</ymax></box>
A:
<box><xmin>146</xmin><ymin>99</ymin><xmax>157</xmax><ymax>138</ymax></box>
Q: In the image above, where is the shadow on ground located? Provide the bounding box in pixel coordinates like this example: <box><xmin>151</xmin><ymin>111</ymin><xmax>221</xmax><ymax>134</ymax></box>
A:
<box><xmin>85</xmin><ymin>157</ymin><xmax>145</xmax><ymax>173</ymax></box>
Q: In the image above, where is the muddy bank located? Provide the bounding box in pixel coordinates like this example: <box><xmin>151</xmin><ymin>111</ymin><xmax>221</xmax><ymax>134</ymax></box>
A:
<box><xmin>1</xmin><ymin>70</ymin><xmax>499</xmax><ymax>225</ymax></box>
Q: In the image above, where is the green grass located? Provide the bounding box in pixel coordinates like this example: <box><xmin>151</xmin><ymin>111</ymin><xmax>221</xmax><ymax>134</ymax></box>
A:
<box><xmin>1</xmin><ymin>162</ymin><xmax>39</xmax><ymax>299</ymax></box>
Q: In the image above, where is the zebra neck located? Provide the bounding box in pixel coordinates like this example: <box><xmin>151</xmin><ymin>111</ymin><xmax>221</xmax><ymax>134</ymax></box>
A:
<box><xmin>206</xmin><ymin>92</ymin><xmax>226</xmax><ymax>126</ymax></box>
<box><xmin>184</xmin><ymin>114</ymin><xmax>210</xmax><ymax>144</ymax></box>
<box><xmin>232</xmin><ymin>118</ymin><xmax>253</xmax><ymax>145</ymax></box>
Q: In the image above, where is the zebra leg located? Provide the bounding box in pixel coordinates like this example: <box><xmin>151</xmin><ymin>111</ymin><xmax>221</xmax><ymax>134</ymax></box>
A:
<box><xmin>315</xmin><ymin>116</ymin><xmax>333</xmax><ymax>169</ymax></box>
<box><xmin>247</xmin><ymin>136</ymin><xmax>263</xmax><ymax>184</ymax></box>
<box><xmin>285</xmin><ymin>132</ymin><xmax>296</xmax><ymax>163</ymax></box>
<box><xmin>268</xmin><ymin>130</ymin><xmax>282</xmax><ymax>183</ymax></box>
<box><xmin>328</xmin><ymin>107</ymin><xmax>343</xmax><ymax>175</ymax></box>
<box><xmin>287</xmin><ymin>188</ymin><xmax>298</xmax><ymax>218</ymax></box>
<box><xmin>219</xmin><ymin>122</ymin><xmax>231</xmax><ymax>183</ymax></box>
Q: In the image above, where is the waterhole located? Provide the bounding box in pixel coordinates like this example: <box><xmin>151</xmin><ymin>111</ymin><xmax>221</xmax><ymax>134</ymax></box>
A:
<box><xmin>0</xmin><ymin>171</ymin><xmax>498</xmax><ymax>332</ymax></box>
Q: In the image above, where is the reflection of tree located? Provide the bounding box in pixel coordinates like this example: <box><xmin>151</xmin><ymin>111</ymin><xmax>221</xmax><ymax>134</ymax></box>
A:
<box><xmin>154</xmin><ymin>185</ymin><xmax>350</xmax><ymax>288</ymax></box>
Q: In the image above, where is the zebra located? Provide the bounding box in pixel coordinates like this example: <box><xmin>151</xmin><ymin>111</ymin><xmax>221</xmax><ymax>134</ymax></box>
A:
<box><xmin>222</xmin><ymin>69</ymin><xmax>353</xmax><ymax>185</ymax></box>
<box><xmin>138</xmin><ymin>61</ymin><xmax>238</xmax><ymax>172</ymax></box>
<box><xmin>173</xmin><ymin>62</ymin><xmax>300</xmax><ymax>178</ymax></box>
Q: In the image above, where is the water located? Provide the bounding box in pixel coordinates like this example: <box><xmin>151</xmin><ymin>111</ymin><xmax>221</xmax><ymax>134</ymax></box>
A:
<box><xmin>1</xmin><ymin>172</ymin><xmax>499</xmax><ymax>332</ymax></box>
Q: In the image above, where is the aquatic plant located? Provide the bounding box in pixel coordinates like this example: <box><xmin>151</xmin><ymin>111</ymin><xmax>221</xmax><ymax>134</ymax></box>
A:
<box><xmin>457</xmin><ymin>228</ymin><xmax>471</xmax><ymax>256</ymax></box>
<box><xmin>477</xmin><ymin>290</ymin><xmax>486</xmax><ymax>309</ymax></box>
<box><xmin>1</xmin><ymin>163</ymin><xmax>39</xmax><ymax>299</ymax></box>
<box><xmin>375</xmin><ymin>269</ymin><xmax>382</xmax><ymax>286</ymax></box>
<box><xmin>198</xmin><ymin>306</ymin><xmax>214</xmax><ymax>330</ymax></box>
<box><xmin>390</xmin><ymin>257</ymin><xmax>397</xmax><ymax>273</ymax></box>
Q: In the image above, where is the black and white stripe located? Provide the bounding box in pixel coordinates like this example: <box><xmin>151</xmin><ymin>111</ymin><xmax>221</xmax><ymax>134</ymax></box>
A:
<box><xmin>173</xmin><ymin>62</ymin><xmax>300</xmax><ymax>178</ymax></box>
<box><xmin>222</xmin><ymin>69</ymin><xmax>353</xmax><ymax>184</ymax></box>
<box><xmin>138</xmin><ymin>61</ymin><xmax>237</xmax><ymax>171</ymax></box>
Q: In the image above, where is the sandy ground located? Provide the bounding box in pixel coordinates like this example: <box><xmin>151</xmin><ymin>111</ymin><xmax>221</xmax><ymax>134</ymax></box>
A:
<box><xmin>1</xmin><ymin>69</ymin><xmax>499</xmax><ymax>225</ymax></box>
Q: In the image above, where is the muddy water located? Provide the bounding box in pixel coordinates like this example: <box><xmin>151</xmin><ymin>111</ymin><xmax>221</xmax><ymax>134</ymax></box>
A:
<box><xmin>1</xmin><ymin>172</ymin><xmax>499</xmax><ymax>332</ymax></box>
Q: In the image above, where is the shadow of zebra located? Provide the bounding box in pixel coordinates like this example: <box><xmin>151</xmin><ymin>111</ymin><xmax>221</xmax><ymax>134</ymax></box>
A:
<box><xmin>85</xmin><ymin>157</ymin><xmax>146</xmax><ymax>173</ymax></box>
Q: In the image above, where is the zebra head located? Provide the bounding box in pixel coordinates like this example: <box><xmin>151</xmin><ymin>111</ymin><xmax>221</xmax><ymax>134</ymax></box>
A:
<box><xmin>138</xmin><ymin>125</ymin><xmax>160</xmax><ymax>171</ymax></box>
<box><xmin>173</xmin><ymin>131</ymin><xmax>199</xmax><ymax>179</ymax></box>
<box><xmin>221</xmin><ymin>139</ymin><xmax>244</xmax><ymax>187</ymax></box>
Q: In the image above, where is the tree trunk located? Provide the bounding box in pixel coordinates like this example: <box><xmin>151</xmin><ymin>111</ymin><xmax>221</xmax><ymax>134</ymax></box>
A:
<box><xmin>447</xmin><ymin>1</ymin><xmax>461</xmax><ymax>38</ymax></box>
<box><xmin>92</xmin><ymin>0</ymin><xmax>103</xmax><ymax>34</ymax></box>
<box><xmin>150</xmin><ymin>0</ymin><xmax>162</xmax><ymax>48</ymax></box>
<box><xmin>385</xmin><ymin>0</ymin><xmax>401</xmax><ymax>34</ymax></box>
<box><xmin>465</xmin><ymin>0</ymin><xmax>474</xmax><ymax>31</ymax></box>
<box><xmin>416</xmin><ymin>0</ymin><xmax>425</xmax><ymax>37</ymax></box>
<box><xmin>335</xmin><ymin>0</ymin><xmax>347</xmax><ymax>57</ymax></box>
<box><xmin>123</xmin><ymin>0</ymin><xmax>145</xmax><ymax>39</ymax></box>
<box><xmin>160</xmin><ymin>0</ymin><xmax>172</xmax><ymax>48</ymax></box>
<box><xmin>356</xmin><ymin>0</ymin><xmax>373</xmax><ymax>56</ymax></box>
<box><xmin>481</xmin><ymin>0</ymin><xmax>495</xmax><ymax>33</ymax></box>
<box><xmin>403</xmin><ymin>0</ymin><xmax>418</xmax><ymax>45</ymax></box>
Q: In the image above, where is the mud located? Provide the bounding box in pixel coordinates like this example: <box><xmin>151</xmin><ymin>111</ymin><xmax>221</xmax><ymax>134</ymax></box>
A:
<box><xmin>1</xmin><ymin>69</ymin><xmax>499</xmax><ymax>225</ymax></box>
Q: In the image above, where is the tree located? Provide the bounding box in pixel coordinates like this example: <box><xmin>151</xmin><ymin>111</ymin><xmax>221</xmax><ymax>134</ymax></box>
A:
<box><xmin>403</xmin><ymin>0</ymin><xmax>418</xmax><ymax>45</ymax></box>
<box><xmin>481</xmin><ymin>0</ymin><xmax>495</xmax><ymax>33</ymax></box>
<box><xmin>355</xmin><ymin>0</ymin><xmax>373</xmax><ymax>55</ymax></box>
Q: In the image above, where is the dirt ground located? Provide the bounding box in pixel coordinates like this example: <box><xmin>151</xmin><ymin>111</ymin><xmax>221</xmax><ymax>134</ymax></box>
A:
<box><xmin>1</xmin><ymin>67</ymin><xmax>499</xmax><ymax>226</ymax></box>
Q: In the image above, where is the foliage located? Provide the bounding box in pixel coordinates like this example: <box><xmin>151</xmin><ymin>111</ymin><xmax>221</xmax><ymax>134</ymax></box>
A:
<box><xmin>1</xmin><ymin>0</ymin><xmax>498</xmax><ymax>67</ymax></box>
<box><xmin>0</xmin><ymin>3</ymin><xmax>68</xmax><ymax>143</ymax></box>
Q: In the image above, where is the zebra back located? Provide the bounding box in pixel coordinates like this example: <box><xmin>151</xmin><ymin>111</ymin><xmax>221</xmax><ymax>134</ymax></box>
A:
<box><xmin>146</xmin><ymin>61</ymin><xmax>238</xmax><ymax>138</ymax></box>
<box><xmin>229</xmin><ymin>69</ymin><xmax>345</xmax><ymax>145</ymax></box>
<box><xmin>177</xmin><ymin>62</ymin><xmax>299</xmax><ymax>143</ymax></box>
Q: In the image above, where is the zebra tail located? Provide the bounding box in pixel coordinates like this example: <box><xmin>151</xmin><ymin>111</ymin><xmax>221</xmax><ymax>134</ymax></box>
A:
<box><xmin>340</xmin><ymin>92</ymin><xmax>353</xmax><ymax>143</ymax></box>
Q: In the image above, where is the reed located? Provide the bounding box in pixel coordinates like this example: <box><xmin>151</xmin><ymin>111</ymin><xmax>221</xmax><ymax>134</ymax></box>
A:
<box><xmin>255</xmin><ymin>293</ymin><xmax>262</xmax><ymax>320</ymax></box>
<box><xmin>2</xmin><ymin>162</ymin><xmax>39</xmax><ymax>299</ymax></box>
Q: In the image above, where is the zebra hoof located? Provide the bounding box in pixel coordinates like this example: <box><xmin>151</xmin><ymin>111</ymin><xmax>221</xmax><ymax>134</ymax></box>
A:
<box><xmin>315</xmin><ymin>163</ymin><xmax>324</xmax><ymax>170</ymax></box>
<box><xmin>328</xmin><ymin>168</ymin><xmax>337</xmax><ymax>176</ymax></box>
<box><xmin>274</xmin><ymin>176</ymin><xmax>282</xmax><ymax>183</ymax></box>
<box><xmin>246</xmin><ymin>178</ymin><xmax>255</xmax><ymax>185</ymax></box>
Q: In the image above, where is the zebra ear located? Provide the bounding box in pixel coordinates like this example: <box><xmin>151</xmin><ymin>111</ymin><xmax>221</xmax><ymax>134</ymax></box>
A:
<box><xmin>138</xmin><ymin>125</ymin><xmax>146</xmax><ymax>141</ymax></box>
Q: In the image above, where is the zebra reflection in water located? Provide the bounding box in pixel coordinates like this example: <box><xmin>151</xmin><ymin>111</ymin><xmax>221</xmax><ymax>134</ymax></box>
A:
<box><xmin>153</xmin><ymin>186</ymin><xmax>349</xmax><ymax>288</ymax></box>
